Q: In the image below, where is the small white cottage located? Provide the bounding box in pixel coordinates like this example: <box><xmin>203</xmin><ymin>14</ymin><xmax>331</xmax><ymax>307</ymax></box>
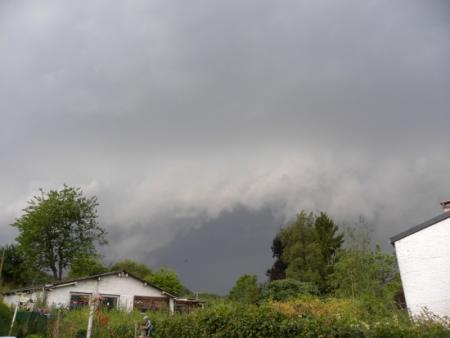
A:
<box><xmin>390</xmin><ymin>201</ymin><xmax>450</xmax><ymax>318</ymax></box>
<box><xmin>2</xmin><ymin>271</ymin><xmax>177</xmax><ymax>313</ymax></box>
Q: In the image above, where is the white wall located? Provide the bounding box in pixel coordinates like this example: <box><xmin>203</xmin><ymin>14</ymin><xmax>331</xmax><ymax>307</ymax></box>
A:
<box><xmin>395</xmin><ymin>217</ymin><xmax>450</xmax><ymax>317</ymax></box>
<box><xmin>2</xmin><ymin>290</ymin><xmax>44</xmax><ymax>308</ymax></box>
<box><xmin>45</xmin><ymin>273</ymin><xmax>167</xmax><ymax>311</ymax></box>
<box><xmin>3</xmin><ymin>294</ymin><xmax>19</xmax><ymax>307</ymax></box>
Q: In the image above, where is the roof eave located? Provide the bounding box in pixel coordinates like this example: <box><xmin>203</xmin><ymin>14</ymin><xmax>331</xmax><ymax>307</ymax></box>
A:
<box><xmin>390</xmin><ymin>211</ymin><xmax>450</xmax><ymax>244</ymax></box>
<box><xmin>2</xmin><ymin>270</ymin><xmax>176</xmax><ymax>299</ymax></box>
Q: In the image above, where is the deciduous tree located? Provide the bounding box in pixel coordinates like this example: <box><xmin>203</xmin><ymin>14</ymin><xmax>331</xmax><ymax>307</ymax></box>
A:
<box><xmin>13</xmin><ymin>185</ymin><xmax>107</xmax><ymax>280</ymax></box>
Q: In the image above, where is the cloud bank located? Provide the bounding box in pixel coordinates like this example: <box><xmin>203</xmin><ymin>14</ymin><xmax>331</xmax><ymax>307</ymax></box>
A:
<box><xmin>1</xmin><ymin>0</ymin><xmax>449</xmax><ymax>292</ymax></box>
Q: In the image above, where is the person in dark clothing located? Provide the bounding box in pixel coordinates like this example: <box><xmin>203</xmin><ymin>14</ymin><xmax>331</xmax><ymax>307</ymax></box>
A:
<box><xmin>143</xmin><ymin>316</ymin><xmax>153</xmax><ymax>337</ymax></box>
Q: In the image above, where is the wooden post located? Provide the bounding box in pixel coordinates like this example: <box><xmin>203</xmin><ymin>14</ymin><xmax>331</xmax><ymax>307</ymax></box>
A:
<box><xmin>87</xmin><ymin>278</ymin><xmax>101</xmax><ymax>338</ymax></box>
<box><xmin>8</xmin><ymin>302</ymin><xmax>18</xmax><ymax>336</ymax></box>
<box><xmin>86</xmin><ymin>300</ymin><xmax>95</xmax><ymax>338</ymax></box>
<box><xmin>169</xmin><ymin>298</ymin><xmax>175</xmax><ymax>315</ymax></box>
<box><xmin>53</xmin><ymin>309</ymin><xmax>60</xmax><ymax>338</ymax></box>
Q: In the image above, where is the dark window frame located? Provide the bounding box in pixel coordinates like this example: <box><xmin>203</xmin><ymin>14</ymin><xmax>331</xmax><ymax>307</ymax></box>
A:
<box><xmin>69</xmin><ymin>292</ymin><xmax>92</xmax><ymax>309</ymax></box>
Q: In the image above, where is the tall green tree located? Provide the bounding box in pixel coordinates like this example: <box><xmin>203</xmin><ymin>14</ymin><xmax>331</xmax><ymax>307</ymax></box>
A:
<box><xmin>267</xmin><ymin>211</ymin><xmax>343</xmax><ymax>292</ymax></box>
<box><xmin>313</xmin><ymin>212</ymin><xmax>344</xmax><ymax>286</ymax></box>
<box><xmin>228</xmin><ymin>274</ymin><xmax>259</xmax><ymax>304</ymax></box>
<box><xmin>12</xmin><ymin>185</ymin><xmax>107</xmax><ymax>280</ymax></box>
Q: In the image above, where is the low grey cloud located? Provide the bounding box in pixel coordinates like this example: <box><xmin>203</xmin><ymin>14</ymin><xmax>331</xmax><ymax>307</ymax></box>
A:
<box><xmin>1</xmin><ymin>0</ymin><xmax>449</xmax><ymax>292</ymax></box>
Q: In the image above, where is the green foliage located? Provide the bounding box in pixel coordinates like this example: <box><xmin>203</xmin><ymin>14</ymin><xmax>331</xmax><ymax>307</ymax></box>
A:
<box><xmin>260</xmin><ymin>279</ymin><xmax>318</xmax><ymax>301</ymax></box>
<box><xmin>268</xmin><ymin>211</ymin><xmax>343</xmax><ymax>292</ymax></box>
<box><xmin>314</xmin><ymin>212</ymin><xmax>344</xmax><ymax>270</ymax></box>
<box><xmin>12</xmin><ymin>185</ymin><xmax>107</xmax><ymax>280</ymax></box>
<box><xmin>0</xmin><ymin>301</ymin><xmax>12</xmax><ymax>336</ymax></box>
<box><xmin>329</xmin><ymin>247</ymin><xmax>399</xmax><ymax>300</ymax></box>
<box><xmin>151</xmin><ymin>302</ymin><xmax>450</xmax><ymax>338</ymax></box>
<box><xmin>0</xmin><ymin>244</ymin><xmax>51</xmax><ymax>288</ymax></box>
<box><xmin>51</xmin><ymin>308</ymin><xmax>152</xmax><ymax>338</ymax></box>
<box><xmin>228</xmin><ymin>274</ymin><xmax>259</xmax><ymax>304</ymax></box>
<box><xmin>109</xmin><ymin>260</ymin><xmax>184</xmax><ymax>296</ymax></box>
<box><xmin>196</xmin><ymin>292</ymin><xmax>224</xmax><ymax>301</ymax></box>
<box><xmin>266</xmin><ymin>234</ymin><xmax>287</xmax><ymax>280</ymax></box>
<box><xmin>178</xmin><ymin>285</ymin><xmax>193</xmax><ymax>297</ymax></box>
<box><xmin>110</xmin><ymin>259</ymin><xmax>152</xmax><ymax>279</ymax></box>
<box><xmin>10</xmin><ymin>311</ymin><xmax>48</xmax><ymax>337</ymax></box>
<box><xmin>146</xmin><ymin>268</ymin><xmax>183</xmax><ymax>296</ymax></box>
<box><xmin>68</xmin><ymin>253</ymin><xmax>109</xmax><ymax>278</ymax></box>
<box><xmin>10</xmin><ymin>301</ymin><xmax>450</xmax><ymax>338</ymax></box>
<box><xmin>329</xmin><ymin>248</ymin><xmax>374</xmax><ymax>299</ymax></box>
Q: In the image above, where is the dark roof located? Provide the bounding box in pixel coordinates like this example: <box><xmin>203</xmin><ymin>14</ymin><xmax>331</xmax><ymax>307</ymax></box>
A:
<box><xmin>175</xmin><ymin>298</ymin><xmax>206</xmax><ymax>304</ymax></box>
<box><xmin>2</xmin><ymin>285</ymin><xmax>49</xmax><ymax>295</ymax></box>
<box><xmin>390</xmin><ymin>211</ymin><xmax>450</xmax><ymax>244</ymax></box>
<box><xmin>2</xmin><ymin>270</ymin><xmax>175</xmax><ymax>298</ymax></box>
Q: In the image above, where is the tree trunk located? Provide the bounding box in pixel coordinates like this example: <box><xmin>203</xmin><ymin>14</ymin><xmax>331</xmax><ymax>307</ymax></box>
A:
<box><xmin>51</xmin><ymin>265</ymin><xmax>58</xmax><ymax>280</ymax></box>
<box><xmin>58</xmin><ymin>261</ymin><xmax>63</xmax><ymax>280</ymax></box>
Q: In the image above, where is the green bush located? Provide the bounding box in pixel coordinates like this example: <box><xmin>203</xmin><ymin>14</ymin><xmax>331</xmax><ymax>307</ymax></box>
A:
<box><xmin>0</xmin><ymin>301</ymin><xmax>12</xmax><ymax>335</ymax></box>
<box><xmin>260</xmin><ymin>278</ymin><xmax>318</xmax><ymax>301</ymax></box>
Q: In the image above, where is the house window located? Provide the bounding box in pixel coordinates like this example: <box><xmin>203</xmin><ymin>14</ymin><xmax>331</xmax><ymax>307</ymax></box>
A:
<box><xmin>133</xmin><ymin>296</ymin><xmax>169</xmax><ymax>312</ymax></box>
<box><xmin>100</xmin><ymin>295</ymin><xmax>119</xmax><ymax>310</ymax></box>
<box><xmin>70</xmin><ymin>293</ymin><xmax>91</xmax><ymax>309</ymax></box>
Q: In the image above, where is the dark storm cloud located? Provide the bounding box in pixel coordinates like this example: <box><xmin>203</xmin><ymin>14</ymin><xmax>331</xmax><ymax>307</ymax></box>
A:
<box><xmin>1</xmin><ymin>0</ymin><xmax>449</xmax><ymax>292</ymax></box>
<box><xmin>149</xmin><ymin>205</ymin><xmax>278</xmax><ymax>294</ymax></box>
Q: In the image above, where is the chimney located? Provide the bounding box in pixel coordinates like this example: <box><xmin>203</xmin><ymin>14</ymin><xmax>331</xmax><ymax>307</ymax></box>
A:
<box><xmin>440</xmin><ymin>200</ymin><xmax>450</xmax><ymax>213</ymax></box>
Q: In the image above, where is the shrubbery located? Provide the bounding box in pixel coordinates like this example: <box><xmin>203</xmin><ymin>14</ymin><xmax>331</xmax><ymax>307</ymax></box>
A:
<box><xmin>137</xmin><ymin>303</ymin><xmax>450</xmax><ymax>338</ymax></box>
<box><xmin>0</xmin><ymin>301</ymin><xmax>12</xmax><ymax>336</ymax></box>
<box><xmin>9</xmin><ymin>299</ymin><xmax>450</xmax><ymax>338</ymax></box>
<box><xmin>260</xmin><ymin>279</ymin><xmax>318</xmax><ymax>301</ymax></box>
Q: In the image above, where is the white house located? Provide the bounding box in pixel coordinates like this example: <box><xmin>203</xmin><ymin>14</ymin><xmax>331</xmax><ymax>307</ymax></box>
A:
<box><xmin>2</xmin><ymin>271</ymin><xmax>178</xmax><ymax>313</ymax></box>
<box><xmin>390</xmin><ymin>201</ymin><xmax>450</xmax><ymax>318</ymax></box>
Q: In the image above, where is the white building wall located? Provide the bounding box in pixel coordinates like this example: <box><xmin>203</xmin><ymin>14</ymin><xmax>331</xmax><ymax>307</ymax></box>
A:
<box><xmin>3</xmin><ymin>290</ymin><xmax>45</xmax><ymax>308</ymax></box>
<box><xmin>45</xmin><ymin>273</ymin><xmax>167</xmax><ymax>311</ymax></box>
<box><xmin>3</xmin><ymin>294</ymin><xmax>20</xmax><ymax>307</ymax></box>
<box><xmin>46</xmin><ymin>279</ymin><xmax>98</xmax><ymax>308</ymax></box>
<box><xmin>395</xmin><ymin>217</ymin><xmax>450</xmax><ymax>317</ymax></box>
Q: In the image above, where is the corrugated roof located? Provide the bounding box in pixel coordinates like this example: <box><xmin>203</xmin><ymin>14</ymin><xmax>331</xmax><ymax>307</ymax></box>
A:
<box><xmin>390</xmin><ymin>211</ymin><xmax>450</xmax><ymax>244</ymax></box>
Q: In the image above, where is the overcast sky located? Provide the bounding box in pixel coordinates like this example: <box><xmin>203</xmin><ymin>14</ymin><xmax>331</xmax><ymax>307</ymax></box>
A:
<box><xmin>1</xmin><ymin>0</ymin><xmax>450</xmax><ymax>293</ymax></box>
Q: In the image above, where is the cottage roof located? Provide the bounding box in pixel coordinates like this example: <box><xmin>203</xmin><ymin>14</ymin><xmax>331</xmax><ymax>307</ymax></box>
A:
<box><xmin>390</xmin><ymin>211</ymin><xmax>450</xmax><ymax>244</ymax></box>
<box><xmin>2</xmin><ymin>270</ymin><xmax>176</xmax><ymax>298</ymax></box>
